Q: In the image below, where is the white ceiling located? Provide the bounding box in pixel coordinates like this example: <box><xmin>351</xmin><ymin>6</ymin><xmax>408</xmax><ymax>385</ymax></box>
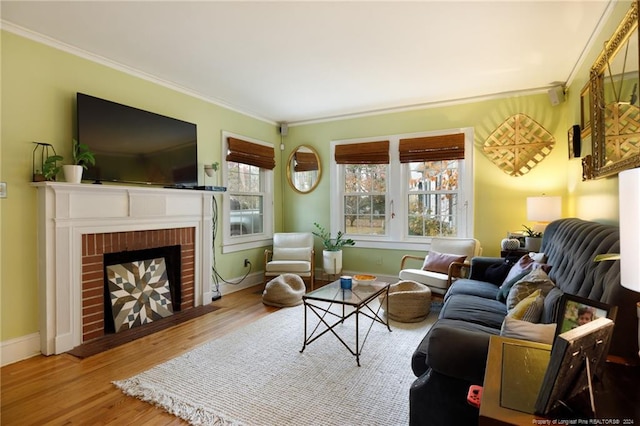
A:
<box><xmin>1</xmin><ymin>1</ymin><xmax>613</xmax><ymax>124</ymax></box>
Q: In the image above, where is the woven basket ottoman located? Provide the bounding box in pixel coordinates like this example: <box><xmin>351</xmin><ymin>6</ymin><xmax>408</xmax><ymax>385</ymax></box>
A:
<box><xmin>262</xmin><ymin>273</ymin><xmax>306</xmax><ymax>307</ymax></box>
<box><xmin>380</xmin><ymin>280</ymin><xmax>431</xmax><ymax>322</ymax></box>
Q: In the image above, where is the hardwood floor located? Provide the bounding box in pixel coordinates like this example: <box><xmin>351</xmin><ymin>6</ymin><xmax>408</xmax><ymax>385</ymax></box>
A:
<box><xmin>1</xmin><ymin>285</ymin><xmax>278</xmax><ymax>425</ymax></box>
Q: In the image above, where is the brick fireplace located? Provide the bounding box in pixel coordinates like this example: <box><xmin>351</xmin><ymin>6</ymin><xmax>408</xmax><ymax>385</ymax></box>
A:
<box><xmin>81</xmin><ymin>228</ymin><xmax>195</xmax><ymax>341</ymax></box>
<box><xmin>34</xmin><ymin>182</ymin><xmax>216</xmax><ymax>355</ymax></box>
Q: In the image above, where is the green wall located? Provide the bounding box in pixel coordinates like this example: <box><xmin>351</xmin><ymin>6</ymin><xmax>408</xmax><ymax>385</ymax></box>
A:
<box><xmin>281</xmin><ymin>94</ymin><xmax>571</xmax><ymax>274</ymax></box>
<box><xmin>1</xmin><ymin>0</ymin><xmax>630</xmax><ymax>349</ymax></box>
<box><xmin>0</xmin><ymin>31</ymin><xmax>279</xmax><ymax>342</ymax></box>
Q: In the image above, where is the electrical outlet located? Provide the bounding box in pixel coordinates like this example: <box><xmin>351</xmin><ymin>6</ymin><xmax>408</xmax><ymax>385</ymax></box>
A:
<box><xmin>244</xmin><ymin>258</ymin><xmax>250</xmax><ymax>267</ymax></box>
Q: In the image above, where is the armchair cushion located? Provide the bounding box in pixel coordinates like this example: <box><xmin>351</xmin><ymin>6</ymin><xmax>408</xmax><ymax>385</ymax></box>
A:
<box><xmin>399</xmin><ymin>269</ymin><xmax>449</xmax><ymax>293</ymax></box>
<box><xmin>265</xmin><ymin>260</ymin><xmax>311</xmax><ymax>273</ymax></box>
<box><xmin>273</xmin><ymin>247</ymin><xmax>311</xmax><ymax>261</ymax></box>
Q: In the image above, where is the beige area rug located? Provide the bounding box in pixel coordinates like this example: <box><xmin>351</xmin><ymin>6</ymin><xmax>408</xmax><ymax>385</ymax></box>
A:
<box><xmin>113</xmin><ymin>302</ymin><xmax>437</xmax><ymax>426</ymax></box>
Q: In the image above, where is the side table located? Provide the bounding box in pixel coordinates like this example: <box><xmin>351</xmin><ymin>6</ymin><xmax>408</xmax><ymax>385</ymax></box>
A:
<box><xmin>500</xmin><ymin>248</ymin><xmax>529</xmax><ymax>258</ymax></box>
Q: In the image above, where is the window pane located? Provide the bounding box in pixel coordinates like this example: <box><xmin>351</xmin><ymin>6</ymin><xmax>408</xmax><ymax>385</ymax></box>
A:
<box><xmin>344</xmin><ymin>164</ymin><xmax>387</xmax><ymax>192</ymax></box>
<box><xmin>228</xmin><ymin>161</ymin><xmax>263</xmax><ymax>236</ymax></box>
<box><xmin>343</xmin><ymin>164</ymin><xmax>387</xmax><ymax>235</ymax></box>
<box><xmin>228</xmin><ymin>162</ymin><xmax>261</xmax><ymax>192</ymax></box>
<box><xmin>230</xmin><ymin>195</ymin><xmax>264</xmax><ymax>236</ymax></box>
<box><xmin>409</xmin><ymin>160</ymin><xmax>458</xmax><ymax>191</ymax></box>
<box><xmin>408</xmin><ymin>193</ymin><xmax>457</xmax><ymax>236</ymax></box>
<box><xmin>343</xmin><ymin>167</ymin><xmax>387</xmax><ymax>236</ymax></box>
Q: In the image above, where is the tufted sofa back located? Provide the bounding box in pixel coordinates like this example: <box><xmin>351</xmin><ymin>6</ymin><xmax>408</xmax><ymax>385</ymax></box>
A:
<box><xmin>541</xmin><ymin>218</ymin><xmax>639</xmax><ymax>360</ymax></box>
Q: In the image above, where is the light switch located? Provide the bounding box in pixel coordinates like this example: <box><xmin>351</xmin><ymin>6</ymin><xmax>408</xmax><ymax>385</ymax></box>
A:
<box><xmin>0</xmin><ymin>182</ymin><xmax>6</xmax><ymax>198</ymax></box>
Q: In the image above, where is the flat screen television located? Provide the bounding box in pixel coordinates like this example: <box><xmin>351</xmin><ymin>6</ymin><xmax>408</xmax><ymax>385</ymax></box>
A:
<box><xmin>77</xmin><ymin>93</ymin><xmax>198</xmax><ymax>187</ymax></box>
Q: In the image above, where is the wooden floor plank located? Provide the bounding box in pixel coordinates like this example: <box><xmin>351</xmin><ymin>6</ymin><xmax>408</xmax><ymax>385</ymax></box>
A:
<box><xmin>1</xmin><ymin>284</ymin><xmax>277</xmax><ymax>425</ymax></box>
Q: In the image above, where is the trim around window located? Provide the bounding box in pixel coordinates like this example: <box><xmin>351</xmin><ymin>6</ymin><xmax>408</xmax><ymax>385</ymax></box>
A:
<box><xmin>221</xmin><ymin>131</ymin><xmax>274</xmax><ymax>254</ymax></box>
<box><xmin>329</xmin><ymin>127</ymin><xmax>474</xmax><ymax>251</ymax></box>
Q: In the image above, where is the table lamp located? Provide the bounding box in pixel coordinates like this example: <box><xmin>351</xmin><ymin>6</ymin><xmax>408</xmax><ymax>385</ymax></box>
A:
<box><xmin>526</xmin><ymin>195</ymin><xmax>562</xmax><ymax>234</ymax></box>
<box><xmin>619</xmin><ymin>168</ymin><xmax>640</xmax><ymax>358</ymax></box>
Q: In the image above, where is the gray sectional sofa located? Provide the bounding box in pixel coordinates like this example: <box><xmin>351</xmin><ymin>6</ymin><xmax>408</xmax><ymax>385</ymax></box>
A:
<box><xmin>409</xmin><ymin>218</ymin><xmax>640</xmax><ymax>426</ymax></box>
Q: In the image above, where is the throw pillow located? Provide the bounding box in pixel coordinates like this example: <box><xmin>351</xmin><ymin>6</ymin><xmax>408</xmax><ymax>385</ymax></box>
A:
<box><xmin>422</xmin><ymin>251</ymin><xmax>467</xmax><ymax>274</ymax></box>
<box><xmin>496</xmin><ymin>253</ymin><xmax>551</xmax><ymax>302</ymax></box>
<box><xmin>500</xmin><ymin>316</ymin><xmax>557</xmax><ymax>344</ymax></box>
<box><xmin>496</xmin><ymin>270</ymin><xmax>529</xmax><ymax>302</ymax></box>
<box><xmin>507</xmin><ymin>289</ymin><xmax>544</xmax><ymax>322</ymax></box>
<box><xmin>500</xmin><ymin>254</ymin><xmax>534</xmax><ymax>285</ymax></box>
<box><xmin>505</xmin><ymin>268</ymin><xmax>556</xmax><ymax>311</ymax></box>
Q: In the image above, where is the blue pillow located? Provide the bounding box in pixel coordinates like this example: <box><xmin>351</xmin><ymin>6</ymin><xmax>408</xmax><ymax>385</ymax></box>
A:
<box><xmin>496</xmin><ymin>270</ymin><xmax>529</xmax><ymax>302</ymax></box>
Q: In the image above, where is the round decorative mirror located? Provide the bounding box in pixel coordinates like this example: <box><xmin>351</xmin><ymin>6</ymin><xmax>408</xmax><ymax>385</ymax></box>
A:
<box><xmin>286</xmin><ymin>145</ymin><xmax>322</xmax><ymax>193</ymax></box>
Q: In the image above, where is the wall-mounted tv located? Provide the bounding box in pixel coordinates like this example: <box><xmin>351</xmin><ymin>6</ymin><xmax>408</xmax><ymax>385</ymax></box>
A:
<box><xmin>77</xmin><ymin>93</ymin><xmax>198</xmax><ymax>187</ymax></box>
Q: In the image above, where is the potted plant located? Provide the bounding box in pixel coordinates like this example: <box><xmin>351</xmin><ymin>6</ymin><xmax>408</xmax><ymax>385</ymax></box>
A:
<box><xmin>312</xmin><ymin>222</ymin><xmax>355</xmax><ymax>275</ymax></box>
<box><xmin>41</xmin><ymin>155</ymin><xmax>64</xmax><ymax>181</ymax></box>
<box><xmin>63</xmin><ymin>139</ymin><xmax>95</xmax><ymax>183</ymax></box>
<box><xmin>522</xmin><ymin>224</ymin><xmax>543</xmax><ymax>251</ymax></box>
<box><xmin>204</xmin><ymin>162</ymin><xmax>219</xmax><ymax>185</ymax></box>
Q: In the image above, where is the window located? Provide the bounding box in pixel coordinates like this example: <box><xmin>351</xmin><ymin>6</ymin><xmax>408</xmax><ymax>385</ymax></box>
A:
<box><xmin>407</xmin><ymin>160</ymin><xmax>459</xmax><ymax>236</ymax></box>
<box><xmin>221</xmin><ymin>132</ymin><xmax>274</xmax><ymax>253</ymax></box>
<box><xmin>330</xmin><ymin>129</ymin><xmax>473</xmax><ymax>250</ymax></box>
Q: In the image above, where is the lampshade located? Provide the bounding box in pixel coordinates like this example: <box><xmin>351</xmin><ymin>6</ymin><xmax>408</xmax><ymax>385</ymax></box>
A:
<box><xmin>526</xmin><ymin>196</ymin><xmax>562</xmax><ymax>223</ymax></box>
<box><xmin>619</xmin><ymin>168</ymin><xmax>640</xmax><ymax>292</ymax></box>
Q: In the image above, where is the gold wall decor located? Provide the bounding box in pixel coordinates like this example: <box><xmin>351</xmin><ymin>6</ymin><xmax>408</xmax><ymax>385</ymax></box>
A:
<box><xmin>483</xmin><ymin>113</ymin><xmax>556</xmax><ymax>177</ymax></box>
<box><xmin>589</xmin><ymin>0</ymin><xmax>640</xmax><ymax>179</ymax></box>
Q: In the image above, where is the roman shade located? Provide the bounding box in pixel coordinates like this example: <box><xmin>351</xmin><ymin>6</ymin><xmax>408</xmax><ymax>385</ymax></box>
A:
<box><xmin>334</xmin><ymin>140</ymin><xmax>390</xmax><ymax>164</ymax></box>
<box><xmin>294</xmin><ymin>151</ymin><xmax>318</xmax><ymax>172</ymax></box>
<box><xmin>399</xmin><ymin>133</ymin><xmax>465</xmax><ymax>163</ymax></box>
<box><xmin>226</xmin><ymin>137</ymin><xmax>276</xmax><ymax>170</ymax></box>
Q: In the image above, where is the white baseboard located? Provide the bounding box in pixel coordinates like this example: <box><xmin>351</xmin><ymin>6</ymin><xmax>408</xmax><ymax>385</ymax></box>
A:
<box><xmin>1</xmin><ymin>332</ymin><xmax>41</xmax><ymax>367</ymax></box>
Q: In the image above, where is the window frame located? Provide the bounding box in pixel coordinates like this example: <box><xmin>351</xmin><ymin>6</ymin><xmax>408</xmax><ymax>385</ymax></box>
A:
<box><xmin>221</xmin><ymin>131</ymin><xmax>274</xmax><ymax>254</ymax></box>
<box><xmin>330</xmin><ymin>127</ymin><xmax>474</xmax><ymax>251</ymax></box>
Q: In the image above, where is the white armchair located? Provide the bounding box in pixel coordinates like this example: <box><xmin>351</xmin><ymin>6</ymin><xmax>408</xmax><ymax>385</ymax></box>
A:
<box><xmin>398</xmin><ymin>237</ymin><xmax>482</xmax><ymax>296</ymax></box>
<box><xmin>264</xmin><ymin>232</ymin><xmax>315</xmax><ymax>290</ymax></box>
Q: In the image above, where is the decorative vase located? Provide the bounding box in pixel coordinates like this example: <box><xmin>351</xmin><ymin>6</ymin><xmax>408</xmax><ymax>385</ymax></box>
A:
<box><xmin>524</xmin><ymin>237</ymin><xmax>542</xmax><ymax>252</ymax></box>
<box><xmin>501</xmin><ymin>238</ymin><xmax>521</xmax><ymax>251</ymax></box>
<box><xmin>323</xmin><ymin>250</ymin><xmax>342</xmax><ymax>275</ymax></box>
<box><xmin>204</xmin><ymin>166</ymin><xmax>218</xmax><ymax>186</ymax></box>
<box><xmin>63</xmin><ymin>165</ymin><xmax>83</xmax><ymax>184</ymax></box>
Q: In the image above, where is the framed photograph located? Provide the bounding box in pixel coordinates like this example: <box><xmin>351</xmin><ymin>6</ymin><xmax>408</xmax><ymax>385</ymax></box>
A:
<box><xmin>554</xmin><ymin>293</ymin><xmax>617</xmax><ymax>336</ymax></box>
<box><xmin>536</xmin><ymin>317</ymin><xmax>614</xmax><ymax>415</ymax></box>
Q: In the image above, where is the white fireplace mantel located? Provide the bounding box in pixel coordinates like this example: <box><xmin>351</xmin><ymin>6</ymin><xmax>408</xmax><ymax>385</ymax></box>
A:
<box><xmin>33</xmin><ymin>182</ymin><xmax>216</xmax><ymax>355</ymax></box>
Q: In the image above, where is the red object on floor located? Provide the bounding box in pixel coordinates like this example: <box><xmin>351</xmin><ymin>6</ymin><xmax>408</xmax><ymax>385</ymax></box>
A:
<box><xmin>467</xmin><ymin>385</ymin><xmax>483</xmax><ymax>408</ymax></box>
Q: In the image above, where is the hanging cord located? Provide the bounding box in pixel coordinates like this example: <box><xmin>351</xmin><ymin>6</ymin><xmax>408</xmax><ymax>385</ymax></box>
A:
<box><xmin>210</xmin><ymin>195</ymin><xmax>252</xmax><ymax>301</ymax></box>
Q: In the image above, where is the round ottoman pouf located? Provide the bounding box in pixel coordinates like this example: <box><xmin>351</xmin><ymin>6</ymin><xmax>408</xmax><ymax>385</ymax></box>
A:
<box><xmin>262</xmin><ymin>273</ymin><xmax>306</xmax><ymax>307</ymax></box>
<box><xmin>379</xmin><ymin>280</ymin><xmax>431</xmax><ymax>323</ymax></box>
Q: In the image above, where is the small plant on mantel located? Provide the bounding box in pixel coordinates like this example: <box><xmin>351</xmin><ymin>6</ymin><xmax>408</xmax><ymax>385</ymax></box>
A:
<box><xmin>42</xmin><ymin>155</ymin><xmax>64</xmax><ymax>181</ymax></box>
<box><xmin>72</xmin><ymin>139</ymin><xmax>95</xmax><ymax>170</ymax></box>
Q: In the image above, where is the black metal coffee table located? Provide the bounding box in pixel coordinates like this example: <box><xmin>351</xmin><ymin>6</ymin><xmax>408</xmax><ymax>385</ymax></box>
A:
<box><xmin>300</xmin><ymin>279</ymin><xmax>391</xmax><ymax>366</ymax></box>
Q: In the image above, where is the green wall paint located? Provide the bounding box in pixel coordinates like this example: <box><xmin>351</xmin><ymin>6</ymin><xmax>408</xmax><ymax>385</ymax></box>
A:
<box><xmin>1</xmin><ymin>1</ymin><xmax>630</xmax><ymax>347</ymax></box>
<box><xmin>282</xmin><ymin>94</ymin><xmax>571</xmax><ymax>274</ymax></box>
<box><xmin>0</xmin><ymin>31</ymin><xmax>277</xmax><ymax>341</ymax></box>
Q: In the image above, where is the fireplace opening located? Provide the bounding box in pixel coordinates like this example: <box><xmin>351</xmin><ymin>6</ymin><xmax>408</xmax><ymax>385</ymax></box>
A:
<box><xmin>103</xmin><ymin>245</ymin><xmax>182</xmax><ymax>334</ymax></box>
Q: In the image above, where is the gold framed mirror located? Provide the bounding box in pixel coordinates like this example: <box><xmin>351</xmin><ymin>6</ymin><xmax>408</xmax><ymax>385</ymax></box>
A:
<box><xmin>286</xmin><ymin>145</ymin><xmax>322</xmax><ymax>193</ymax></box>
<box><xmin>590</xmin><ymin>0</ymin><xmax>640</xmax><ymax>179</ymax></box>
